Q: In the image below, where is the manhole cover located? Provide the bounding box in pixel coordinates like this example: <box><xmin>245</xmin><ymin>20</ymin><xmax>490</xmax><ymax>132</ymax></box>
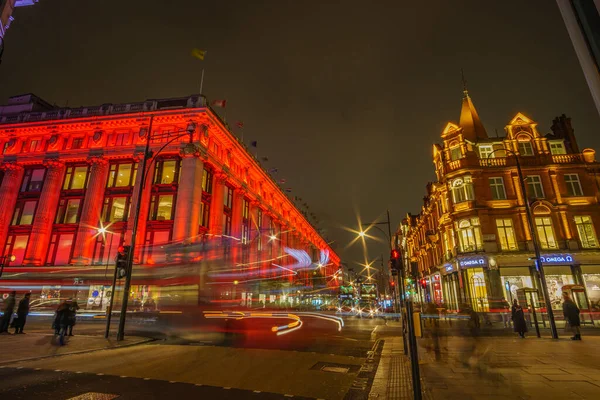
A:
<box><xmin>321</xmin><ymin>366</ymin><xmax>349</xmax><ymax>374</ymax></box>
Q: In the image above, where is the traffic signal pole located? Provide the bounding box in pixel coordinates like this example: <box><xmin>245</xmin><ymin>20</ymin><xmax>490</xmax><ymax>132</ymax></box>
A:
<box><xmin>117</xmin><ymin>116</ymin><xmax>153</xmax><ymax>341</ymax></box>
<box><xmin>105</xmin><ymin>260</ymin><xmax>119</xmax><ymax>338</ymax></box>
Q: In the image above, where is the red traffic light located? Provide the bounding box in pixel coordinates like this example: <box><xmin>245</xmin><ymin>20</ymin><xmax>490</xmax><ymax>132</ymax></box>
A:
<box><xmin>391</xmin><ymin>249</ymin><xmax>400</xmax><ymax>259</ymax></box>
<box><xmin>390</xmin><ymin>281</ymin><xmax>395</xmax><ymax>287</ymax></box>
<box><xmin>117</xmin><ymin>246</ymin><xmax>125</xmax><ymax>254</ymax></box>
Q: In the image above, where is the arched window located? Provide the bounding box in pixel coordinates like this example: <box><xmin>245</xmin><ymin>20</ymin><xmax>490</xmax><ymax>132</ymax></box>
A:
<box><xmin>451</xmin><ymin>176</ymin><xmax>475</xmax><ymax>203</ymax></box>
<box><xmin>455</xmin><ymin>217</ymin><xmax>483</xmax><ymax>252</ymax></box>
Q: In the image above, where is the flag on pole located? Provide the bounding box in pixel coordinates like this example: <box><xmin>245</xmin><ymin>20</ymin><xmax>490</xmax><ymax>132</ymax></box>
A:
<box><xmin>191</xmin><ymin>49</ymin><xmax>207</xmax><ymax>60</ymax></box>
<box><xmin>285</xmin><ymin>188</ymin><xmax>292</xmax><ymax>193</ymax></box>
<box><xmin>251</xmin><ymin>141</ymin><xmax>258</xmax><ymax>147</ymax></box>
<box><xmin>279</xmin><ymin>179</ymin><xmax>287</xmax><ymax>184</ymax></box>
<box><xmin>236</xmin><ymin>121</ymin><xmax>244</xmax><ymax>129</ymax></box>
<box><xmin>269</xmin><ymin>168</ymin><xmax>278</xmax><ymax>174</ymax></box>
<box><xmin>211</xmin><ymin>100</ymin><xmax>227</xmax><ymax>108</ymax></box>
<box><xmin>261</xmin><ymin>157</ymin><xmax>269</xmax><ymax>162</ymax></box>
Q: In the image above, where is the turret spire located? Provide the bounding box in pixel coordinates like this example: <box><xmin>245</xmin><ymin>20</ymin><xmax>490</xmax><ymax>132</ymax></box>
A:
<box><xmin>458</xmin><ymin>73</ymin><xmax>487</xmax><ymax>141</ymax></box>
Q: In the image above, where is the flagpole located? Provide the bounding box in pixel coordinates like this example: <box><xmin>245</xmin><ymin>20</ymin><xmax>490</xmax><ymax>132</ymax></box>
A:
<box><xmin>199</xmin><ymin>68</ymin><xmax>205</xmax><ymax>95</ymax></box>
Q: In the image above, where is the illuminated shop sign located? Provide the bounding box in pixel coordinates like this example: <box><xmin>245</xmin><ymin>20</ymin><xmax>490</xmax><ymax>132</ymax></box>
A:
<box><xmin>444</xmin><ymin>264</ymin><xmax>455</xmax><ymax>273</ymax></box>
<box><xmin>458</xmin><ymin>256</ymin><xmax>488</xmax><ymax>269</ymax></box>
<box><xmin>540</xmin><ymin>254</ymin><xmax>574</xmax><ymax>264</ymax></box>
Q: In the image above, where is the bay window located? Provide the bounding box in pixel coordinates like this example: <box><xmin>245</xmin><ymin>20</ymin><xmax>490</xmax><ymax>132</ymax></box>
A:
<box><xmin>451</xmin><ymin>176</ymin><xmax>475</xmax><ymax>203</ymax></box>
<box><xmin>574</xmin><ymin>216</ymin><xmax>599</xmax><ymax>248</ymax></box>
<box><xmin>456</xmin><ymin>217</ymin><xmax>483</xmax><ymax>252</ymax></box>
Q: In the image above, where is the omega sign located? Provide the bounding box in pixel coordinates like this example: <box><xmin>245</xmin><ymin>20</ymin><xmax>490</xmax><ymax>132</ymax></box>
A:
<box><xmin>458</xmin><ymin>256</ymin><xmax>488</xmax><ymax>269</ymax></box>
<box><xmin>540</xmin><ymin>254</ymin><xmax>574</xmax><ymax>264</ymax></box>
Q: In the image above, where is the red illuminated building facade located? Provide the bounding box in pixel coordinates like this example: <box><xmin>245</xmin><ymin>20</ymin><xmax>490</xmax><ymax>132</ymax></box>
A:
<box><xmin>0</xmin><ymin>93</ymin><xmax>339</xmax><ymax>307</ymax></box>
<box><xmin>400</xmin><ymin>90</ymin><xmax>600</xmax><ymax>313</ymax></box>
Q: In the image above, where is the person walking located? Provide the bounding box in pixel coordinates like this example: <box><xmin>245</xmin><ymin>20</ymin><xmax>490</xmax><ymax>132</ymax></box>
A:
<box><xmin>0</xmin><ymin>291</ymin><xmax>16</xmax><ymax>334</ymax></box>
<box><xmin>511</xmin><ymin>299</ymin><xmax>528</xmax><ymax>338</ymax></box>
<box><xmin>501</xmin><ymin>298</ymin><xmax>511</xmax><ymax>328</ymax></box>
<box><xmin>562</xmin><ymin>292</ymin><xmax>581</xmax><ymax>340</ymax></box>
<box><xmin>66</xmin><ymin>299</ymin><xmax>80</xmax><ymax>336</ymax></box>
<box><xmin>14</xmin><ymin>293</ymin><xmax>31</xmax><ymax>334</ymax></box>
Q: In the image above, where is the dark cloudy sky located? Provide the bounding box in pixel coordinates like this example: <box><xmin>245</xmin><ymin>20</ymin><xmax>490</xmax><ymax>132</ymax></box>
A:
<box><xmin>1</xmin><ymin>0</ymin><xmax>599</xmax><ymax>274</ymax></box>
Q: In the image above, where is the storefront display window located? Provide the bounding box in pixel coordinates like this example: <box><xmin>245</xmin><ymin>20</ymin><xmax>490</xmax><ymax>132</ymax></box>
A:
<box><xmin>546</xmin><ymin>274</ymin><xmax>575</xmax><ymax>310</ymax></box>
<box><xmin>582</xmin><ymin>274</ymin><xmax>600</xmax><ymax>310</ymax></box>
<box><xmin>466</xmin><ymin>268</ymin><xmax>488</xmax><ymax>312</ymax></box>
<box><xmin>501</xmin><ymin>276</ymin><xmax>533</xmax><ymax>303</ymax></box>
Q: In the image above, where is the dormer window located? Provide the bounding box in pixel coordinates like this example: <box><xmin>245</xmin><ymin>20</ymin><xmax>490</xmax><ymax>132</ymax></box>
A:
<box><xmin>549</xmin><ymin>141</ymin><xmax>566</xmax><ymax>155</ymax></box>
<box><xmin>517</xmin><ymin>140</ymin><xmax>534</xmax><ymax>156</ymax></box>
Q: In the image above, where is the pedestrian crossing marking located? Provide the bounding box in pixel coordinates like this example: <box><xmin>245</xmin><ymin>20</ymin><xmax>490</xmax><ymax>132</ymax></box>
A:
<box><xmin>66</xmin><ymin>393</ymin><xmax>119</xmax><ymax>400</ymax></box>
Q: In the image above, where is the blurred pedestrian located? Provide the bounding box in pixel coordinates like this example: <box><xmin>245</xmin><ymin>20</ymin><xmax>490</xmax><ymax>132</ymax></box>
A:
<box><xmin>562</xmin><ymin>292</ymin><xmax>581</xmax><ymax>340</ymax></box>
<box><xmin>66</xmin><ymin>299</ymin><xmax>80</xmax><ymax>336</ymax></box>
<box><xmin>0</xmin><ymin>291</ymin><xmax>16</xmax><ymax>334</ymax></box>
<box><xmin>511</xmin><ymin>299</ymin><xmax>527</xmax><ymax>338</ymax></box>
<box><xmin>54</xmin><ymin>300</ymin><xmax>68</xmax><ymax>335</ymax></box>
<box><xmin>501</xmin><ymin>298</ymin><xmax>511</xmax><ymax>328</ymax></box>
<box><xmin>13</xmin><ymin>293</ymin><xmax>31</xmax><ymax>334</ymax></box>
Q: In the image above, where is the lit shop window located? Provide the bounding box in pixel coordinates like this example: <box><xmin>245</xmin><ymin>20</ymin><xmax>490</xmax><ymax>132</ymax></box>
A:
<box><xmin>102</xmin><ymin>196</ymin><xmax>129</xmax><ymax>222</ymax></box>
<box><xmin>55</xmin><ymin>198</ymin><xmax>81</xmax><ymax>224</ymax></box>
<box><xmin>456</xmin><ymin>218</ymin><xmax>483</xmax><ymax>253</ymax></box>
<box><xmin>149</xmin><ymin>194</ymin><xmax>174</xmax><ymax>221</ymax></box>
<box><xmin>575</xmin><ymin>216</ymin><xmax>599</xmax><ymax>249</ymax></box>
<box><xmin>565</xmin><ymin>174</ymin><xmax>583</xmax><ymax>197</ymax></box>
<box><xmin>154</xmin><ymin>159</ymin><xmax>179</xmax><ymax>185</ymax></box>
<box><xmin>451</xmin><ymin>176</ymin><xmax>475</xmax><ymax>203</ymax></box>
<box><xmin>4</xmin><ymin>235</ymin><xmax>29</xmax><ymax>266</ymax></box>
<box><xmin>496</xmin><ymin>218</ymin><xmax>518</xmax><ymax>251</ymax></box>
<box><xmin>526</xmin><ymin>176</ymin><xmax>544</xmax><ymax>199</ymax></box>
<box><xmin>517</xmin><ymin>140</ymin><xmax>534</xmax><ymax>156</ymax></box>
<box><xmin>11</xmin><ymin>200</ymin><xmax>37</xmax><ymax>225</ymax></box>
<box><xmin>20</xmin><ymin>167</ymin><xmax>45</xmax><ymax>192</ymax></box>
<box><xmin>63</xmin><ymin>165</ymin><xmax>89</xmax><ymax>190</ymax></box>
<box><xmin>107</xmin><ymin>162</ymin><xmax>137</xmax><ymax>188</ymax></box>
<box><xmin>549</xmin><ymin>141</ymin><xmax>566</xmax><ymax>155</ymax></box>
<box><xmin>46</xmin><ymin>233</ymin><xmax>74</xmax><ymax>266</ymax></box>
<box><xmin>535</xmin><ymin>217</ymin><xmax>558</xmax><ymax>250</ymax></box>
<box><xmin>489</xmin><ymin>177</ymin><xmax>507</xmax><ymax>200</ymax></box>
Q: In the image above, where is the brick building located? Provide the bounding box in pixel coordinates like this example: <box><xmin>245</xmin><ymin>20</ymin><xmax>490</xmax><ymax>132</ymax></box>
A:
<box><xmin>400</xmin><ymin>90</ymin><xmax>600</xmax><ymax>313</ymax></box>
<box><xmin>0</xmin><ymin>93</ymin><xmax>339</xmax><ymax>308</ymax></box>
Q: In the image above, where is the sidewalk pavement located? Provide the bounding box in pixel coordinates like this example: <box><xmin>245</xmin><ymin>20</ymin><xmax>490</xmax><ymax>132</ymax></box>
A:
<box><xmin>0</xmin><ymin>333</ymin><xmax>151</xmax><ymax>364</ymax></box>
<box><xmin>369</xmin><ymin>320</ymin><xmax>600</xmax><ymax>399</ymax></box>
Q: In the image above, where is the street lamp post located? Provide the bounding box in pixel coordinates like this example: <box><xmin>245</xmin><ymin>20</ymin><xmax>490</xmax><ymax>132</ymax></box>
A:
<box><xmin>487</xmin><ymin>150</ymin><xmax>558</xmax><ymax>339</ymax></box>
<box><xmin>117</xmin><ymin>116</ymin><xmax>197</xmax><ymax>341</ymax></box>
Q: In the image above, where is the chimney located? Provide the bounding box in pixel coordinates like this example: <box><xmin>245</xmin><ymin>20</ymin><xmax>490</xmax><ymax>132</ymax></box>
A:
<box><xmin>551</xmin><ymin>114</ymin><xmax>579</xmax><ymax>153</ymax></box>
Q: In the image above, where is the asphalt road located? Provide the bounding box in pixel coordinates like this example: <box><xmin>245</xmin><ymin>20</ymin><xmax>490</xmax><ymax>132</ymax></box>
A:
<box><xmin>2</xmin><ymin>314</ymin><xmax>385</xmax><ymax>399</ymax></box>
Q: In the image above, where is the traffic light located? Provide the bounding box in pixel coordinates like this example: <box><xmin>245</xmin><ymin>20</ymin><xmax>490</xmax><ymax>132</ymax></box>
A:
<box><xmin>116</xmin><ymin>246</ymin><xmax>131</xmax><ymax>279</ymax></box>
<box><xmin>390</xmin><ymin>249</ymin><xmax>401</xmax><ymax>271</ymax></box>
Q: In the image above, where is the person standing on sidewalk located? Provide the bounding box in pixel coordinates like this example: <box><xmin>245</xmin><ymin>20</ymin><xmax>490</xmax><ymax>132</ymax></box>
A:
<box><xmin>66</xmin><ymin>299</ymin><xmax>80</xmax><ymax>336</ymax></box>
<box><xmin>0</xmin><ymin>291</ymin><xmax>16</xmax><ymax>334</ymax></box>
<box><xmin>501</xmin><ymin>298</ymin><xmax>511</xmax><ymax>328</ymax></box>
<box><xmin>562</xmin><ymin>292</ymin><xmax>581</xmax><ymax>340</ymax></box>
<box><xmin>511</xmin><ymin>299</ymin><xmax>527</xmax><ymax>338</ymax></box>
<box><xmin>14</xmin><ymin>293</ymin><xmax>31</xmax><ymax>334</ymax></box>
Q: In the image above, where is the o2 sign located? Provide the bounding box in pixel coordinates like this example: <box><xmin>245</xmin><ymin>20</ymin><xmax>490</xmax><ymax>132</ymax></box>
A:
<box><xmin>540</xmin><ymin>254</ymin><xmax>574</xmax><ymax>264</ymax></box>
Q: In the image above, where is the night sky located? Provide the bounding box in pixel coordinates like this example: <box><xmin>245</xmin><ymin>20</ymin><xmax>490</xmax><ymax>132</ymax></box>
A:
<box><xmin>1</xmin><ymin>0</ymin><xmax>599</xmax><ymax>275</ymax></box>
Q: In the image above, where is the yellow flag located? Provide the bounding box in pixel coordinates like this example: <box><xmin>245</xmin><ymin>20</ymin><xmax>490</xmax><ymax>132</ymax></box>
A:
<box><xmin>191</xmin><ymin>49</ymin><xmax>206</xmax><ymax>61</ymax></box>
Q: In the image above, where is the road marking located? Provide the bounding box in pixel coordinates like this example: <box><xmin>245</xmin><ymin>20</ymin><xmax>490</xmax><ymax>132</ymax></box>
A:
<box><xmin>120</xmin><ymin>376</ymin><xmax>128</xmax><ymax>378</ymax></box>
<box><xmin>195</xmin><ymin>384</ymin><xmax>203</xmax><ymax>387</ymax></box>
<box><xmin>169</xmin><ymin>381</ymin><xmax>176</xmax><ymax>384</ymax></box>
<box><xmin>96</xmin><ymin>373</ymin><xmax>104</xmax><ymax>376</ymax></box>
<box><xmin>223</xmin><ymin>387</ymin><xmax>231</xmax><ymax>390</ymax></box>
<box><xmin>144</xmin><ymin>378</ymin><xmax>151</xmax><ymax>381</ymax></box>
<box><xmin>35</xmin><ymin>368</ymin><xmax>41</xmax><ymax>371</ymax></box>
<box><xmin>253</xmin><ymin>390</ymin><xmax>261</xmax><ymax>393</ymax></box>
<box><xmin>76</xmin><ymin>371</ymin><xmax>83</xmax><ymax>374</ymax></box>
<box><xmin>54</xmin><ymin>369</ymin><xmax>61</xmax><ymax>372</ymax></box>
<box><xmin>66</xmin><ymin>393</ymin><xmax>119</xmax><ymax>400</ymax></box>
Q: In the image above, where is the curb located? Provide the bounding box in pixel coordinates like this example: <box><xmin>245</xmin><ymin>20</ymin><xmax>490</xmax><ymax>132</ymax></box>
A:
<box><xmin>0</xmin><ymin>336</ymin><xmax>155</xmax><ymax>365</ymax></box>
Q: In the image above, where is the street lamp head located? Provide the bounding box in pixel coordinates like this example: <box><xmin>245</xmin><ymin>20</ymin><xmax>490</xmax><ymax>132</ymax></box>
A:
<box><xmin>269</xmin><ymin>235</ymin><xmax>277</xmax><ymax>241</ymax></box>
<box><xmin>186</xmin><ymin>122</ymin><xmax>197</xmax><ymax>134</ymax></box>
<box><xmin>358</xmin><ymin>231</ymin><xmax>366</xmax><ymax>238</ymax></box>
<box><xmin>97</xmin><ymin>227</ymin><xmax>108</xmax><ymax>235</ymax></box>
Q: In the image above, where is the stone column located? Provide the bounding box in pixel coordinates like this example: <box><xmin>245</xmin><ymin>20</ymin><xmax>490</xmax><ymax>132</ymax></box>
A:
<box><xmin>24</xmin><ymin>160</ymin><xmax>66</xmax><ymax>266</ymax></box>
<box><xmin>126</xmin><ymin>154</ymin><xmax>153</xmax><ymax>261</ymax></box>
<box><xmin>173</xmin><ymin>151</ymin><xmax>204</xmax><ymax>242</ymax></box>
<box><xmin>208</xmin><ymin>173</ymin><xmax>226</xmax><ymax>236</ymax></box>
<box><xmin>0</xmin><ymin>163</ymin><xmax>24</xmax><ymax>250</ymax></box>
<box><xmin>71</xmin><ymin>157</ymin><xmax>110</xmax><ymax>264</ymax></box>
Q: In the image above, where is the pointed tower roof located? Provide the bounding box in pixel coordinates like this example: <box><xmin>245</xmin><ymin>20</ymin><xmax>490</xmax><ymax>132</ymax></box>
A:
<box><xmin>459</xmin><ymin>90</ymin><xmax>488</xmax><ymax>141</ymax></box>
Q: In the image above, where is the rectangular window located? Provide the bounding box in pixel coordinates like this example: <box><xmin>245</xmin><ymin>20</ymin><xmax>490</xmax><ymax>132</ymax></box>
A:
<box><xmin>28</xmin><ymin>139</ymin><xmax>40</xmax><ymax>153</ymax></box>
<box><xmin>549</xmin><ymin>141</ymin><xmax>566</xmax><ymax>155</ymax></box>
<box><xmin>224</xmin><ymin>186</ymin><xmax>233</xmax><ymax>208</ymax></box>
<box><xmin>11</xmin><ymin>200</ymin><xmax>37</xmax><ymax>225</ymax></box>
<box><xmin>565</xmin><ymin>174</ymin><xmax>583</xmax><ymax>197</ymax></box>
<box><xmin>92</xmin><ymin>231</ymin><xmax>124</xmax><ymax>265</ymax></box>
<box><xmin>63</xmin><ymin>165</ymin><xmax>88</xmax><ymax>190</ymax></box>
<box><xmin>201</xmin><ymin>168</ymin><xmax>213</xmax><ymax>193</ymax></box>
<box><xmin>489</xmin><ymin>177</ymin><xmax>507</xmax><ymax>200</ymax></box>
<box><xmin>257</xmin><ymin>209</ymin><xmax>263</xmax><ymax>251</ymax></box>
<box><xmin>456</xmin><ymin>218</ymin><xmax>483</xmax><ymax>252</ymax></box>
<box><xmin>20</xmin><ymin>167</ymin><xmax>45</xmax><ymax>192</ymax></box>
<box><xmin>526</xmin><ymin>175</ymin><xmax>544</xmax><ymax>199</ymax></box>
<box><xmin>574</xmin><ymin>216</ymin><xmax>599</xmax><ymax>248</ymax></box>
<box><xmin>223</xmin><ymin>214</ymin><xmax>232</xmax><ymax>236</ymax></box>
<box><xmin>55</xmin><ymin>198</ymin><xmax>81</xmax><ymax>224</ymax></box>
<box><xmin>143</xmin><ymin>230</ymin><xmax>171</xmax><ymax>264</ymax></box>
<box><xmin>46</xmin><ymin>233</ymin><xmax>74</xmax><ymax>266</ymax></box>
<box><xmin>4</xmin><ymin>235</ymin><xmax>29</xmax><ymax>266</ymax></box>
<box><xmin>102</xmin><ymin>197</ymin><xmax>129</xmax><ymax>222</ymax></box>
<box><xmin>149</xmin><ymin>194</ymin><xmax>174</xmax><ymax>221</ymax></box>
<box><xmin>451</xmin><ymin>176</ymin><xmax>475</xmax><ymax>203</ymax></box>
<box><xmin>478</xmin><ymin>145</ymin><xmax>494</xmax><ymax>159</ymax></box>
<box><xmin>154</xmin><ymin>159</ymin><xmax>179</xmax><ymax>185</ymax></box>
<box><xmin>72</xmin><ymin>137</ymin><xmax>84</xmax><ymax>150</ymax></box>
<box><xmin>518</xmin><ymin>141</ymin><xmax>534</xmax><ymax>156</ymax></box>
<box><xmin>107</xmin><ymin>162</ymin><xmax>136</xmax><ymax>188</ymax></box>
<box><xmin>496</xmin><ymin>219</ymin><xmax>518</xmax><ymax>251</ymax></box>
<box><xmin>450</xmin><ymin>146</ymin><xmax>461</xmax><ymax>161</ymax></box>
<box><xmin>535</xmin><ymin>217</ymin><xmax>558</xmax><ymax>249</ymax></box>
<box><xmin>200</xmin><ymin>200</ymin><xmax>210</xmax><ymax>228</ymax></box>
